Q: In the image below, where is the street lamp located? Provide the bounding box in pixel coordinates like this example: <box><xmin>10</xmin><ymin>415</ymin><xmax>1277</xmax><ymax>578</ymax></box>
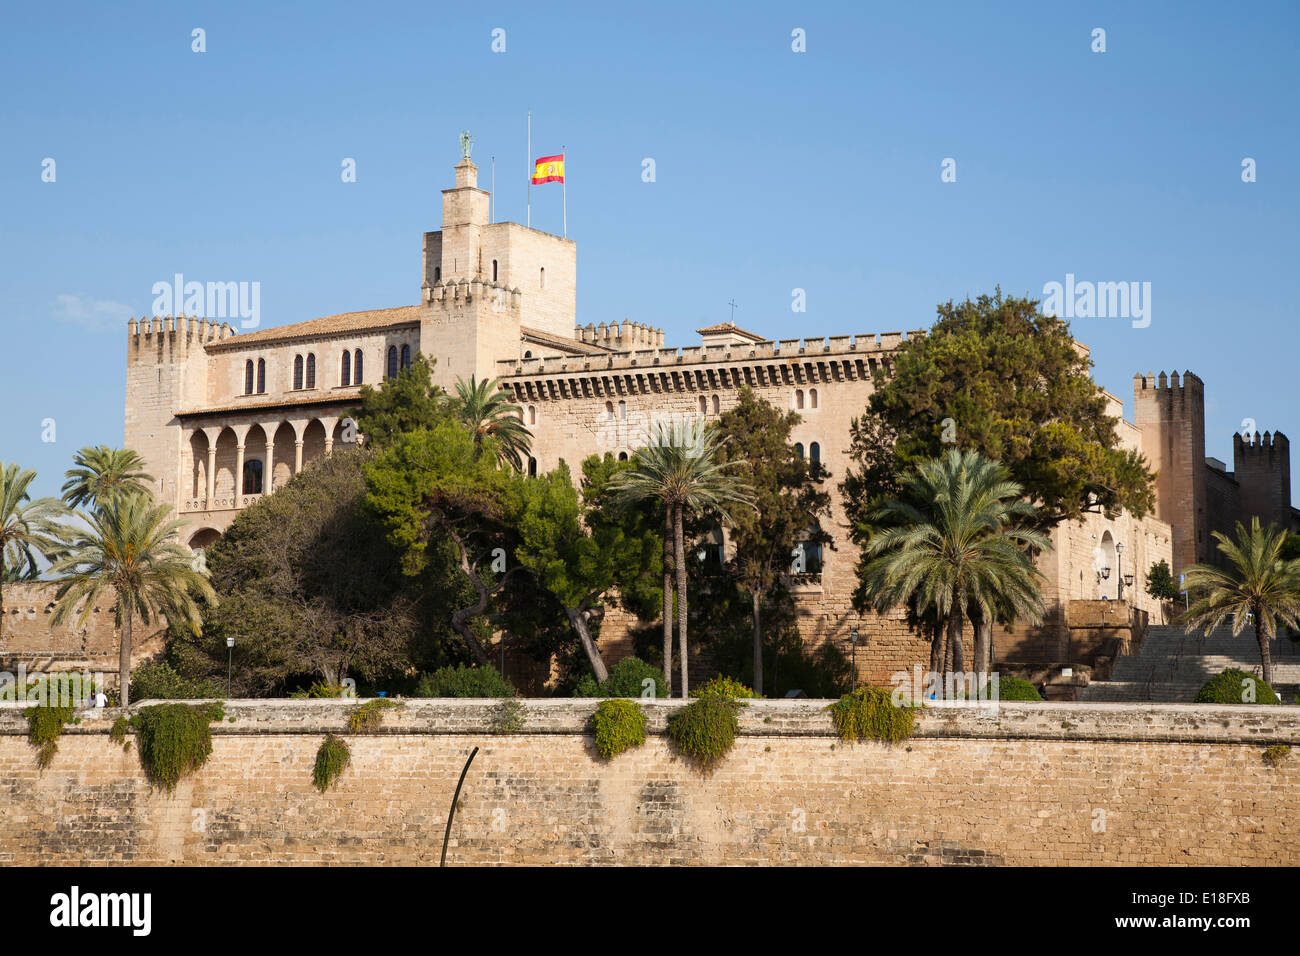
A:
<box><xmin>1115</xmin><ymin>542</ymin><xmax>1125</xmax><ymax>600</ymax></box>
<box><xmin>226</xmin><ymin>637</ymin><xmax>235</xmax><ymax>698</ymax></box>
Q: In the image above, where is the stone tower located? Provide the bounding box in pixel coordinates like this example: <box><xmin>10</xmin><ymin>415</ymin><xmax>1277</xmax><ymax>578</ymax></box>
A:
<box><xmin>1233</xmin><ymin>430</ymin><xmax>1292</xmax><ymax>530</ymax></box>
<box><xmin>1133</xmin><ymin>370</ymin><xmax>1207</xmax><ymax>575</ymax></box>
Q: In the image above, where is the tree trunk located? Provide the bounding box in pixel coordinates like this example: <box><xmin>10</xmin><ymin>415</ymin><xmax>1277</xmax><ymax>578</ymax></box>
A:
<box><xmin>1256</xmin><ymin>612</ymin><xmax>1274</xmax><ymax>690</ymax></box>
<box><xmin>568</xmin><ymin>607</ymin><xmax>609</xmax><ymax>684</ymax></box>
<box><xmin>752</xmin><ymin>589</ymin><xmax>763</xmax><ymax>695</ymax></box>
<box><xmin>119</xmin><ymin>610</ymin><xmax>133</xmax><ymax>707</ymax></box>
<box><xmin>674</xmin><ymin>502</ymin><xmax>689</xmax><ymax>698</ymax></box>
<box><xmin>662</xmin><ymin>504</ymin><xmax>674</xmax><ymax>692</ymax></box>
<box><xmin>929</xmin><ymin>619</ymin><xmax>943</xmax><ymax>694</ymax></box>
<box><xmin>448</xmin><ymin>529</ymin><xmax>502</xmax><ymax>668</ymax></box>
<box><xmin>970</xmin><ymin>603</ymin><xmax>989</xmax><ymax>683</ymax></box>
<box><xmin>946</xmin><ymin>602</ymin><xmax>965</xmax><ymax>697</ymax></box>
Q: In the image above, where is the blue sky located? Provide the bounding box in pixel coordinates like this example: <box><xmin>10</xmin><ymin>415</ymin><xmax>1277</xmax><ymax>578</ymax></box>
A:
<box><xmin>2</xmin><ymin>0</ymin><xmax>1297</xmax><ymax>501</ymax></box>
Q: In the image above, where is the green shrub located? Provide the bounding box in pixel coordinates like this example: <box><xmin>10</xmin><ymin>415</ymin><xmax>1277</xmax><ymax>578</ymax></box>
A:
<box><xmin>488</xmin><ymin>698</ymin><xmax>526</xmax><ymax>734</ymax></box>
<box><xmin>987</xmin><ymin>676</ymin><xmax>1043</xmax><ymax>702</ymax></box>
<box><xmin>132</xmin><ymin>703</ymin><xmax>224</xmax><ymax>793</ymax></box>
<box><xmin>130</xmin><ymin>661</ymin><xmax>224</xmax><ymax>701</ymax></box>
<box><xmin>312</xmin><ymin>734</ymin><xmax>352</xmax><ymax>791</ymax></box>
<box><xmin>1263</xmin><ymin>744</ymin><xmax>1290</xmax><ymax>768</ymax></box>
<box><xmin>828</xmin><ymin>687</ymin><xmax>914</xmax><ymax>743</ymax></box>
<box><xmin>346</xmin><ymin>698</ymin><xmax>401</xmax><ymax>733</ymax></box>
<box><xmin>667</xmin><ymin>695</ymin><xmax>740</xmax><ymax>769</ymax></box>
<box><xmin>590</xmin><ymin>699</ymin><xmax>647</xmax><ymax>760</ymax></box>
<box><xmin>691</xmin><ymin>675</ymin><xmax>760</xmax><ymax>699</ymax></box>
<box><xmin>109</xmin><ymin>715</ymin><xmax>131</xmax><ymax>748</ymax></box>
<box><xmin>289</xmin><ymin>680</ymin><xmax>348</xmax><ymax>699</ymax></box>
<box><xmin>1194</xmin><ymin>668</ymin><xmax>1279</xmax><ymax>705</ymax></box>
<box><xmin>23</xmin><ymin>705</ymin><xmax>75</xmax><ymax>769</ymax></box>
<box><xmin>414</xmin><ymin>664</ymin><xmax>515</xmax><ymax>698</ymax></box>
<box><xmin>573</xmin><ymin>656</ymin><xmax>671</xmax><ymax>699</ymax></box>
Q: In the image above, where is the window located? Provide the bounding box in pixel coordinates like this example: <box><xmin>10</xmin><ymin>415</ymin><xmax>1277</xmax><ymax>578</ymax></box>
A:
<box><xmin>795</xmin><ymin>443</ymin><xmax>805</xmax><ymax>460</ymax></box>
<box><xmin>341</xmin><ymin>351</ymin><xmax>351</xmax><ymax>387</ymax></box>
<box><xmin>605</xmin><ymin>401</ymin><xmax>614</xmax><ymax>420</ymax></box>
<box><xmin>434</xmin><ymin>266</ymin><xmax>441</xmax><ymax>282</ymax></box>
<box><xmin>527</xmin><ymin>457</ymin><xmax>538</xmax><ymax>477</ymax></box>
<box><xmin>293</xmin><ymin>355</ymin><xmax>304</xmax><ymax>390</ymax></box>
<box><xmin>699</xmin><ymin>396</ymin><xmax>707</xmax><ymax>414</ymax></box>
<box><xmin>810</xmin><ymin>442</ymin><xmax>820</xmax><ymax>464</ymax></box>
<box><xmin>242</xmin><ymin>459</ymin><xmax>264</xmax><ymax>495</ymax></box>
<box><xmin>539</xmin><ymin>267</ymin><xmax>545</xmax><ymax>289</ymax></box>
<box><xmin>305</xmin><ymin>353</ymin><xmax>316</xmax><ymax>389</ymax></box>
<box><xmin>353</xmin><ymin>349</ymin><xmax>363</xmax><ymax>384</ymax></box>
<box><xmin>711</xmin><ymin>395</ymin><xmax>720</xmax><ymax>415</ymax></box>
<box><xmin>387</xmin><ymin>346</ymin><xmax>398</xmax><ymax>379</ymax></box>
<box><xmin>809</xmin><ymin>388</ymin><xmax>818</xmax><ymax>409</ymax></box>
<box><xmin>618</xmin><ymin>400</ymin><xmax>626</xmax><ymax>420</ymax></box>
<box><xmin>528</xmin><ymin>406</ymin><xmax>537</xmax><ymax>425</ymax></box>
<box><xmin>256</xmin><ymin>359</ymin><xmax>266</xmax><ymax>394</ymax></box>
<box><xmin>244</xmin><ymin>360</ymin><xmax>254</xmax><ymax>395</ymax></box>
<box><xmin>795</xmin><ymin>389</ymin><xmax>805</xmax><ymax>409</ymax></box>
<box><xmin>492</xmin><ymin>259</ymin><xmax>499</xmax><ymax>282</ymax></box>
<box><xmin>524</xmin><ymin>350</ymin><xmax>533</xmax><ymax>359</ymax></box>
<box><xmin>400</xmin><ymin>344</ymin><xmax>411</xmax><ymax>370</ymax></box>
<box><xmin>618</xmin><ymin>452</ymin><xmax>628</xmax><ymax>461</ymax></box>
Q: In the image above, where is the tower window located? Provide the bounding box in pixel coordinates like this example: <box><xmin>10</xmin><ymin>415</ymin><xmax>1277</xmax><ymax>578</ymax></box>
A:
<box><xmin>492</xmin><ymin>259</ymin><xmax>499</xmax><ymax>283</ymax></box>
<box><xmin>528</xmin><ymin>457</ymin><xmax>538</xmax><ymax>477</ymax></box>
<box><xmin>528</xmin><ymin>406</ymin><xmax>537</xmax><ymax>425</ymax></box>
<box><xmin>293</xmin><ymin>355</ymin><xmax>304</xmax><ymax>390</ymax></box>
<box><xmin>354</xmin><ymin>349</ymin><xmax>363</xmax><ymax>384</ymax></box>
<box><xmin>810</xmin><ymin>441</ymin><xmax>821</xmax><ymax>464</ymax></box>
<box><xmin>257</xmin><ymin>359</ymin><xmax>266</xmax><ymax>393</ymax></box>
<box><xmin>619</xmin><ymin>400</ymin><xmax>627</xmax><ymax>420</ymax></box>
<box><xmin>400</xmin><ymin>344</ymin><xmax>411</xmax><ymax>369</ymax></box>
<box><xmin>711</xmin><ymin>395</ymin><xmax>720</xmax><ymax>415</ymax></box>
<box><xmin>795</xmin><ymin>389</ymin><xmax>805</xmax><ymax>409</ymax></box>
<box><xmin>387</xmin><ymin>346</ymin><xmax>398</xmax><ymax>379</ymax></box>
<box><xmin>809</xmin><ymin>388</ymin><xmax>818</xmax><ymax>409</ymax></box>
<box><xmin>795</xmin><ymin>443</ymin><xmax>805</xmax><ymax>460</ymax></box>
<box><xmin>244</xmin><ymin>360</ymin><xmax>254</xmax><ymax>395</ymax></box>
<box><xmin>605</xmin><ymin>401</ymin><xmax>614</xmax><ymax>420</ymax></box>
<box><xmin>539</xmin><ymin>267</ymin><xmax>545</xmax><ymax>289</ymax></box>
<box><xmin>524</xmin><ymin>350</ymin><xmax>533</xmax><ymax>360</ymax></box>
<box><xmin>341</xmin><ymin>351</ymin><xmax>351</xmax><ymax>387</ymax></box>
<box><xmin>699</xmin><ymin>396</ymin><xmax>707</xmax><ymax>414</ymax></box>
<box><xmin>305</xmin><ymin>353</ymin><xmax>316</xmax><ymax>389</ymax></box>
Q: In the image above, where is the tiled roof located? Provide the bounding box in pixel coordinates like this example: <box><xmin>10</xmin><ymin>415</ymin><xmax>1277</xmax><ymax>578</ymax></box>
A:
<box><xmin>207</xmin><ymin>306</ymin><xmax>425</xmax><ymax>349</ymax></box>
<box><xmin>177</xmin><ymin>390</ymin><xmax>364</xmax><ymax>418</ymax></box>
<box><xmin>521</xmin><ymin>326</ymin><xmax>615</xmax><ymax>355</ymax></box>
<box><xmin>695</xmin><ymin>321</ymin><xmax>767</xmax><ymax>342</ymax></box>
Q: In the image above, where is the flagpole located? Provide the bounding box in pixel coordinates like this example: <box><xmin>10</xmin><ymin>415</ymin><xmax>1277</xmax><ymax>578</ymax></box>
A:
<box><xmin>562</xmin><ymin>144</ymin><xmax>567</xmax><ymax>238</ymax></box>
<box><xmin>526</xmin><ymin>111</ymin><xmax>532</xmax><ymax>228</ymax></box>
<box><xmin>490</xmin><ymin>156</ymin><xmax>495</xmax><ymax>224</ymax></box>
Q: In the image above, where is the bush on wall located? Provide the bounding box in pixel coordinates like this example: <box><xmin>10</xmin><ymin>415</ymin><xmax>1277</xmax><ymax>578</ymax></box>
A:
<box><xmin>313</xmin><ymin>734</ymin><xmax>352</xmax><ymax>792</ymax></box>
<box><xmin>132</xmin><ymin>702</ymin><xmax>225</xmax><ymax>793</ymax></box>
<box><xmin>573</xmin><ymin>656</ymin><xmax>671</xmax><ymax>699</ymax></box>
<box><xmin>987</xmin><ymin>676</ymin><xmax>1043</xmax><ymax>702</ymax></box>
<box><xmin>1194</xmin><ymin>668</ymin><xmax>1279</xmax><ymax>705</ymax></box>
<box><xmin>346</xmin><ymin>698</ymin><xmax>402</xmax><ymax>733</ymax></box>
<box><xmin>667</xmin><ymin>694</ymin><xmax>741</xmax><ymax>769</ymax></box>
<box><xmin>415</xmin><ymin>665</ymin><xmax>515</xmax><ymax>698</ymax></box>
<box><xmin>691</xmin><ymin>676</ymin><xmax>760</xmax><ymax>699</ymax></box>
<box><xmin>828</xmin><ymin>687</ymin><xmax>914</xmax><ymax>744</ymax></box>
<box><xmin>23</xmin><ymin>705</ymin><xmax>76</xmax><ymax>769</ymax></box>
<box><xmin>590</xmin><ymin>699</ymin><xmax>647</xmax><ymax>760</ymax></box>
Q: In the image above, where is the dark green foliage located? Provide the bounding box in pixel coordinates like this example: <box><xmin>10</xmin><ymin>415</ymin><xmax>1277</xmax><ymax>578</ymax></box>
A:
<box><xmin>346</xmin><ymin>698</ymin><xmax>401</xmax><ymax>733</ymax></box>
<box><xmin>827</xmin><ymin>687</ymin><xmax>914</xmax><ymax>743</ymax></box>
<box><xmin>130</xmin><ymin>660</ymin><xmax>224</xmax><ymax>700</ymax></box>
<box><xmin>1194</xmin><ymin>668</ymin><xmax>1279</xmax><ymax>705</ymax></box>
<box><xmin>1146</xmin><ymin>559</ymin><xmax>1180</xmax><ymax>602</ymax></box>
<box><xmin>989</xmin><ymin>676</ymin><xmax>1043</xmax><ymax>701</ymax></box>
<box><xmin>415</xmin><ymin>665</ymin><xmax>515</xmax><ymax>698</ymax></box>
<box><xmin>109</xmin><ymin>715</ymin><xmax>130</xmax><ymax>748</ymax></box>
<box><xmin>573</xmin><ymin>656</ymin><xmax>671</xmax><ymax>699</ymax></box>
<box><xmin>666</xmin><ymin>695</ymin><xmax>740</xmax><ymax>769</ymax></box>
<box><xmin>1263</xmin><ymin>745</ymin><xmax>1290</xmax><ymax>768</ymax></box>
<box><xmin>691</xmin><ymin>675</ymin><xmax>760</xmax><ymax>699</ymax></box>
<box><xmin>132</xmin><ymin>703</ymin><xmax>224</xmax><ymax>793</ymax></box>
<box><xmin>354</xmin><ymin>354</ymin><xmax>450</xmax><ymax>450</ymax></box>
<box><xmin>590</xmin><ymin>699</ymin><xmax>647</xmax><ymax>760</ymax></box>
<box><xmin>288</xmin><ymin>681</ymin><xmax>348</xmax><ymax>699</ymax></box>
<box><xmin>488</xmin><ymin>698</ymin><xmax>526</xmax><ymax>734</ymax></box>
<box><xmin>23</xmin><ymin>705</ymin><xmax>75</xmax><ymax>769</ymax></box>
<box><xmin>312</xmin><ymin>734</ymin><xmax>351</xmax><ymax>792</ymax></box>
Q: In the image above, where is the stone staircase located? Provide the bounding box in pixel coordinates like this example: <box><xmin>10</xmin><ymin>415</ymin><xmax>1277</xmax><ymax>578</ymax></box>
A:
<box><xmin>1080</xmin><ymin>624</ymin><xmax>1300</xmax><ymax>702</ymax></box>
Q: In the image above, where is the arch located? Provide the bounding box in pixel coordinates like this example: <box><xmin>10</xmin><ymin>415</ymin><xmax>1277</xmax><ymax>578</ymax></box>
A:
<box><xmin>188</xmin><ymin>528</ymin><xmax>222</xmax><ymax>551</ymax></box>
<box><xmin>213</xmin><ymin>428</ymin><xmax>239</xmax><ymax>500</ymax></box>
<box><xmin>528</xmin><ymin>405</ymin><xmax>537</xmax><ymax>426</ymax></box>
<box><xmin>1098</xmin><ymin>531</ymin><xmax>1116</xmax><ymax>598</ymax></box>
<box><xmin>795</xmin><ymin>442</ymin><xmax>805</xmax><ymax>460</ymax></box>
<box><xmin>244</xmin><ymin>360</ymin><xmax>254</xmax><ymax>395</ymax></box>
<box><xmin>271</xmin><ymin>422</ymin><xmax>296</xmax><ymax>490</ymax></box>
<box><xmin>400</xmin><ymin>344</ymin><xmax>411</xmax><ymax>370</ymax></box>
<box><xmin>527</xmin><ymin>457</ymin><xmax>538</xmax><ymax>477</ymax></box>
<box><xmin>242</xmin><ymin>458</ymin><xmax>264</xmax><ymax>495</ymax></box>
<box><xmin>809</xmin><ymin>387</ymin><xmax>818</xmax><ymax>409</ymax></box>
<box><xmin>353</xmin><ymin>349</ymin><xmax>363</xmax><ymax>384</ymax></box>
<box><xmin>795</xmin><ymin>389</ymin><xmax>805</xmax><ymax>410</ymax></box>
<box><xmin>341</xmin><ymin>351</ymin><xmax>351</xmax><ymax>387</ymax></box>
<box><xmin>293</xmin><ymin>354</ymin><xmax>304</xmax><ymax>390</ymax></box>
<box><xmin>257</xmin><ymin>358</ymin><xmax>266</xmax><ymax>393</ymax></box>
<box><xmin>809</xmin><ymin>441</ymin><xmax>821</xmax><ymax>464</ymax></box>
<box><xmin>305</xmin><ymin>353</ymin><xmax>316</xmax><ymax>389</ymax></box>
<box><xmin>524</xmin><ymin>350</ymin><xmax>533</xmax><ymax>359</ymax></box>
<box><xmin>618</xmin><ymin>400</ymin><xmax>627</xmax><ymax>420</ymax></box>
<box><xmin>711</xmin><ymin>395</ymin><xmax>720</xmax><ymax>415</ymax></box>
<box><xmin>605</xmin><ymin>401</ymin><xmax>614</xmax><ymax>420</ymax></box>
<box><xmin>189</xmin><ymin>431</ymin><xmax>210</xmax><ymax>498</ymax></box>
<box><xmin>387</xmin><ymin>346</ymin><xmax>398</xmax><ymax>379</ymax></box>
<box><xmin>618</xmin><ymin>452</ymin><xmax>628</xmax><ymax>461</ymax></box>
<box><xmin>699</xmin><ymin>396</ymin><xmax>708</xmax><ymax>415</ymax></box>
<box><xmin>301</xmin><ymin>419</ymin><xmax>327</xmax><ymax>469</ymax></box>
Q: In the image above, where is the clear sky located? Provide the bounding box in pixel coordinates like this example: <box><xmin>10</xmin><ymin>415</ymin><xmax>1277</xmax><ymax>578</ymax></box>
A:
<box><xmin>2</xmin><ymin>0</ymin><xmax>1297</xmax><ymax>502</ymax></box>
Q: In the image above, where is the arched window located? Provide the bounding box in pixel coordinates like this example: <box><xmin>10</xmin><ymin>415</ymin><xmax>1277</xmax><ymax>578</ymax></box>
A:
<box><xmin>400</xmin><ymin>344</ymin><xmax>411</xmax><ymax>370</ymax></box>
<box><xmin>305</xmin><ymin>353</ymin><xmax>316</xmax><ymax>389</ymax></box>
<box><xmin>434</xmin><ymin>266</ymin><xmax>441</xmax><ymax>282</ymax></box>
<box><xmin>711</xmin><ymin>395</ymin><xmax>720</xmax><ymax>415</ymax></box>
<box><xmin>293</xmin><ymin>355</ymin><xmax>304</xmax><ymax>390</ymax></box>
<box><xmin>256</xmin><ymin>359</ymin><xmax>266</xmax><ymax>394</ymax></box>
<box><xmin>795</xmin><ymin>389</ymin><xmax>805</xmax><ymax>409</ymax></box>
<box><xmin>523</xmin><ymin>350</ymin><xmax>533</xmax><ymax>360</ymax></box>
<box><xmin>605</xmin><ymin>401</ymin><xmax>614</xmax><ymax>420</ymax></box>
<box><xmin>795</xmin><ymin>443</ymin><xmax>805</xmax><ymax>460</ymax></box>
<box><xmin>528</xmin><ymin>406</ymin><xmax>537</xmax><ymax>426</ymax></box>
<box><xmin>810</xmin><ymin>442</ymin><xmax>821</xmax><ymax>464</ymax></box>
<box><xmin>492</xmin><ymin>259</ymin><xmax>499</xmax><ymax>282</ymax></box>
<box><xmin>341</xmin><ymin>351</ymin><xmax>351</xmax><ymax>387</ymax></box>
<box><xmin>353</xmin><ymin>349</ymin><xmax>363</xmax><ymax>384</ymax></box>
<box><xmin>244</xmin><ymin>360</ymin><xmax>253</xmax><ymax>395</ymax></box>
<box><xmin>699</xmin><ymin>396</ymin><xmax>708</xmax><ymax>414</ymax></box>
<box><xmin>618</xmin><ymin>400</ymin><xmax>626</xmax><ymax>420</ymax></box>
<box><xmin>809</xmin><ymin>388</ymin><xmax>818</xmax><ymax>409</ymax></box>
<box><xmin>527</xmin><ymin>457</ymin><xmax>538</xmax><ymax>477</ymax></box>
<box><xmin>243</xmin><ymin>459</ymin><xmax>264</xmax><ymax>495</ymax></box>
<box><xmin>618</xmin><ymin>452</ymin><xmax>629</xmax><ymax>461</ymax></box>
<box><xmin>387</xmin><ymin>346</ymin><xmax>398</xmax><ymax>379</ymax></box>
<box><xmin>539</xmin><ymin>267</ymin><xmax>545</xmax><ymax>289</ymax></box>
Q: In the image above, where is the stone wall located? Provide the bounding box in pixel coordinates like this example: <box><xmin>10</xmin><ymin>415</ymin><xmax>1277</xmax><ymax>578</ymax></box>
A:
<box><xmin>1</xmin><ymin>699</ymin><xmax>1293</xmax><ymax>865</ymax></box>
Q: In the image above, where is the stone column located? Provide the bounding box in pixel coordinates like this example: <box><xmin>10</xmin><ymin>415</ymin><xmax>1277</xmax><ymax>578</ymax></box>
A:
<box><xmin>294</xmin><ymin>440</ymin><xmax>304</xmax><ymax>474</ymax></box>
<box><xmin>265</xmin><ymin>437</ymin><xmax>276</xmax><ymax>494</ymax></box>
<box><xmin>205</xmin><ymin>444</ymin><xmax>217</xmax><ymax>505</ymax></box>
<box><xmin>235</xmin><ymin>442</ymin><xmax>246</xmax><ymax>500</ymax></box>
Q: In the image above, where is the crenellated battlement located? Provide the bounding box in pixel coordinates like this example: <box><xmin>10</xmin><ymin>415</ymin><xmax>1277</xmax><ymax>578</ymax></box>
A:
<box><xmin>127</xmin><ymin>315</ymin><xmax>237</xmax><ymax>363</ymax></box>
<box><xmin>497</xmin><ymin>328</ymin><xmax>928</xmax><ymax>377</ymax></box>
<box><xmin>422</xmin><ymin>277</ymin><xmax>522</xmax><ymax>313</ymax></box>
<box><xmin>1234</xmin><ymin>429</ymin><xmax>1290</xmax><ymax>457</ymax></box>
<box><xmin>1133</xmin><ymin>369</ymin><xmax>1205</xmax><ymax>410</ymax></box>
<box><xmin>576</xmin><ymin>320</ymin><xmax>665</xmax><ymax>350</ymax></box>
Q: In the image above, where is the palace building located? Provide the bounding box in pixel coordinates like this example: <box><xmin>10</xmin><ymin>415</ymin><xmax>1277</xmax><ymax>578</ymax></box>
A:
<box><xmin>118</xmin><ymin>152</ymin><xmax>1296</xmax><ymax>685</ymax></box>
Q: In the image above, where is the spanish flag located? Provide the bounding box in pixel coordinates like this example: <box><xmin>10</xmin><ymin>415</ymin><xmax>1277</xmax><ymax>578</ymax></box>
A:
<box><xmin>532</xmin><ymin>154</ymin><xmax>565</xmax><ymax>185</ymax></box>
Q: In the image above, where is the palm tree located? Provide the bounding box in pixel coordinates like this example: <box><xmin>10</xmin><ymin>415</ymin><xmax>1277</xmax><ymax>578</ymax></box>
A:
<box><xmin>452</xmin><ymin>375</ymin><xmax>532</xmax><ymax>470</ymax></box>
<box><xmin>1182</xmin><ymin>518</ymin><xmax>1300</xmax><ymax>689</ymax></box>
<box><xmin>861</xmin><ymin>449</ymin><xmax>1049</xmax><ymax>697</ymax></box>
<box><xmin>0</xmin><ymin>463</ymin><xmax>68</xmax><ymax>639</ymax></box>
<box><xmin>609</xmin><ymin>417</ymin><xmax>755</xmax><ymax>696</ymax></box>
<box><xmin>49</xmin><ymin>494</ymin><xmax>215</xmax><ymax>706</ymax></box>
<box><xmin>61</xmin><ymin>446</ymin><xmax>154</xmax><ymax>512</ymax></box>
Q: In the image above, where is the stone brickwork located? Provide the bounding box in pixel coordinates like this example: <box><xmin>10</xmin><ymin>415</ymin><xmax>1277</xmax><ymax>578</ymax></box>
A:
<box><xmin>0</xmin><ymin>700</ymin><xmax>1293</xmax><ymax>865</ymax></box>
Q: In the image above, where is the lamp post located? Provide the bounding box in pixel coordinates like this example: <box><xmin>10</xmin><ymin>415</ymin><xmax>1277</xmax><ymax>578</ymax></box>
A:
<box><xmin>1115</xmin><ymin>542</ymin><xmax>1125</xmax><ymax>601</ymax></box>
<box><xmin>226</xmin><ymin>637</ymin><xmax>235</xmax><ymax>698</ymax></box>
<box><xmin>849</xmin><ymin>629</ymin><xmax>861</xmax><ymax>691</ymax></box>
